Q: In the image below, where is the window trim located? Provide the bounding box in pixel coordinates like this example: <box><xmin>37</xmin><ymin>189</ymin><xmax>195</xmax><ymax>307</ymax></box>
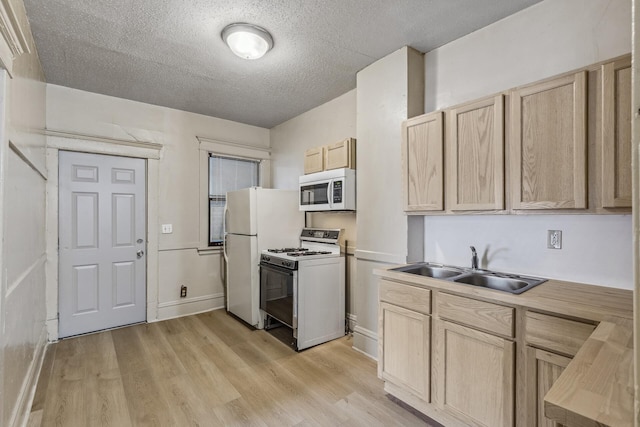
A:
<box><xmin>198</xmin><ymin>137</ymin><xmax>271</xmax><ymax>251</ymax></box>
<box><xmin>208</xmin><ymin>153</ymin><xmax>261</xmax><ymax>246</ymax></box>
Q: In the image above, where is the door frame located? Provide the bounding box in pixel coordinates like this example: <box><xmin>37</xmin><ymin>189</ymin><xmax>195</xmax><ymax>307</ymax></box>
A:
<box><xmin>45</xmin><ymin>132</ymin><xmax>162</xmax><ymax>341</ymax></box>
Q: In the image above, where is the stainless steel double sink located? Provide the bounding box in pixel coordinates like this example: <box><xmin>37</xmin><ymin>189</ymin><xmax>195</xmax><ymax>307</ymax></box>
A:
<box><xmin>390</xmin><ymin>262</ymin><xmax>547</xmax><ymax>294</ymax></box>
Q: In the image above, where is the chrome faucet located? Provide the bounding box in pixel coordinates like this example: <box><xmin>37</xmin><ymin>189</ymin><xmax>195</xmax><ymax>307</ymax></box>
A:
<box><xmin>470</xmin><ymin>246</ymin><xmax>479</xmax><ymax>269</ymax></box>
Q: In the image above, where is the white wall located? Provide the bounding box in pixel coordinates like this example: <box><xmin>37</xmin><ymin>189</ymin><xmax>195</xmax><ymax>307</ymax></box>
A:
<box><xmin>271</xmin><ymin>89</ymin><xmax>356</xmax><ymax>190</ymax></box>
<box><xmin>422</xmin><ymin>0</ymin><xmax>633</xmax><ymax>289</ymax></box>
<box><xmin>270</xmin><ymin>89</ymin><xmax>358</xmax><ymax>324</ymax></box>
<box><xmin>354</xmin><ymin>47</ymin><xmax>424</xmax><ymax>356</ymax></box>
<box><xmin>0</xmin><ymin>0</ymin><xmax>48</xmax><ymax>425</ymax></box>
<box><xmin>46</xmin><ymin>85</ymin><xmax>270</xmax><ymax>321</ymax></box>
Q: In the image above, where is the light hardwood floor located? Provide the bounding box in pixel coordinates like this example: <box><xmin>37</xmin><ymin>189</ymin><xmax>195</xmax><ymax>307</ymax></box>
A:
<box><xmin>27</xmin><ymin>309</ymin><xmax>434</xmax><ymax>427</ymax></box>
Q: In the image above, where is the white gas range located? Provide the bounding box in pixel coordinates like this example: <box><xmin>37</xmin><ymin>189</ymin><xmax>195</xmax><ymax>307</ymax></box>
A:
<box><xmin>259</xmin><ymin>228</ymin><xmax>345</xmax><ymax>350</ymax></box>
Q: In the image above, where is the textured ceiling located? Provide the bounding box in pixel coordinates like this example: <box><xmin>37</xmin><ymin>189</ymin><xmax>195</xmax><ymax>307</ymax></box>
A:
<box><xmin>23</xmin><ymin>0</ymin><xmax>542</xmax><ymax>128</ymax></box>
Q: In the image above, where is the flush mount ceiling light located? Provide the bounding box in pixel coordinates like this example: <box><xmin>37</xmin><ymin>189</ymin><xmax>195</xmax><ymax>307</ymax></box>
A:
<box><xmin>221</xmin><ymin>23</ymin><xmax>274</xmax><ymax>60</ymax></box>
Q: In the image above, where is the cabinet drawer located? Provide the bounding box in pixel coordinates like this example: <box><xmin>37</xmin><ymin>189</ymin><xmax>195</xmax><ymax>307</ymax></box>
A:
<box><xmin>379</xmin><ymin>280</ymin><xmax>431</xmax><ymax>314</ymax></box>
<box><xmin>436</xmin><ymin>292</ymin><xmax>514</xmax><ymax>337</ymax></box>
<box><xmin>525</xmin><ymin>311</ymin><xmax>595</xmax><ymax>357</ymax></box>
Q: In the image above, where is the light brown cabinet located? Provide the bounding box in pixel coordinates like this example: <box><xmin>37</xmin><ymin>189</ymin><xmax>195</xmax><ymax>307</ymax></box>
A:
<box><xmin>447</xmin><ymin>95</ymin><xmax>505</xmax><ymax>211</ymax></box>
<box><xmin>303</xmin><ymin>146</ymin><xmax>324</xmax><ymax>174</ymax></box>
<box><xmin>433</xmin><ymin>319</ymin><xmax>515</xmax><ymax>427</ymax></box>
<box><xmin>601</xmin><ymin>56</ymin><xmax>632</xmax><ymax>208</ymax></box>
<box><xmin>378</xmin><ymin>302</ymin><xmax>431</xmax><ymax>402</ymax></box>
<box><xmin>401</xmin><ymin>112</ymin><xmax>444</xmax><ymax>212</ymax></box>
<box><xmin>510</xmin><ymin>71</ymin><xmax>588</xmax><ymax>210</ymax></box>
<box><xmin>325</xmin><ymin>137</ymin><xmax>356</xmax><ymax>170</ymax></box>
<box><xmin>524</xmin><ymin>312</ymin><xmax>594</xmax><ymax>427</ymax></box>
<box><xmin>526</xmin><ymin>347</ymin><xmax>571</xmax><ymax>427</ymax></box>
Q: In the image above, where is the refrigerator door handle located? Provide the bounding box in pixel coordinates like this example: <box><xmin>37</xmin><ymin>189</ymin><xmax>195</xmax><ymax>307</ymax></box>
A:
<box><xmin>223</xmin><ymin>204</ymin><xmax>229</xmax><ymax>262</ymax></box>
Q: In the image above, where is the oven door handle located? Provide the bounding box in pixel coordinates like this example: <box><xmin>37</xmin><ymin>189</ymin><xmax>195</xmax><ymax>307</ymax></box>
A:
<box><xmin>259</xmin><ymin>262</ymin><xmax>295</xmax><ymax>275</ymax></box>
<box><xmin>293</xmin><ymin>278</ymin><xmax>298</xmax><ymax>332</ymax></box>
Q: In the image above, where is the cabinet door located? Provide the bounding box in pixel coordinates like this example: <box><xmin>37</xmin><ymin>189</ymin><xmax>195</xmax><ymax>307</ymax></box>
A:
<box><xmin>510</xmin><ymin>72</ymin><xmax>587</xmax><ymax>209</ymax></box>
<box><xmin>433</xmin><ymin>319</ymin><xmax>515</xmax><ymax>427</ymax></box>
<box><xmin>304</xmin><ymin>146</ymin><xmax>324</xmax><ymax>174</ymax></box>
<box><xmin>402</xmin><ymin>111</ymin><xmax>444</xmax><ymax>212</ymax></box>
<box><xmin>378</xmin><ymin>302</ymin><xmax>430</xmax><ymax>402</ymax></box>
<box><xmin>325</xmin><ymin>138</ymin><xmax>356</xmax><ymax>170</ymax></box>
<box><xmin>601</xmin><ymin>56</ymin><xmax>632</xmax><ymax>208</ymax></box>
<box><xmin>448</xmin><ymin>95</ymin><xmax>505</xmax><ymax>211</ymax></box>
<box><xmin>526</xmin><ymin>347</ymin><xmax>571</xmax><ymax>427</ymax></box>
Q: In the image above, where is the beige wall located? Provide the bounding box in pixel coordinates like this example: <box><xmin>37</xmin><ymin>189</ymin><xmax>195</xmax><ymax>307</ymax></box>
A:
<box><xmin>422</xmin><ymin>0</ymin><xmax>633</xmax><ymax>289</ymax></box>
<box><xmin>0</xmin><ymin>0</ymin><xmax>47</xmax><ymax>425</ymax></box>
<box><xmin>46</xmin><ymin>85</ymin><xmax>270</xmax><ymax>323</ymax></box>
<box><xmin>353</xmin><ymin>47</ymin><xmax>424</xmax><ymax>356</ymax></box>
<box><xmin>270</xmin><ymin>89</ymin><xmax>358</xmax><ymax>325</ymax></box>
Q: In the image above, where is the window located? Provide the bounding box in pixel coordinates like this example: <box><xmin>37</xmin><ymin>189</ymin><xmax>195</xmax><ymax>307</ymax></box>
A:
<box><xmin>209</xmin><ymin>154</ymin><xmax>260</xmax><ymax>245</ymax></box>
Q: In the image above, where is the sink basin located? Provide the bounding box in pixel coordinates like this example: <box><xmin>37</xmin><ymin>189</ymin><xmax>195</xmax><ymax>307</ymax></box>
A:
<box><xmin>392</xmin><ymin>263</ymin><xmax>463</xmax><ymax>279</ymax></box>
<box><xmin>391</xmin><ymin>262</ymin><xmax>547</xmax><ymax>294</ymax></box>
<box><xmin>453</xmin><ymin>273</ymin><xmax>546</xmax><ymax>294</ymax></box>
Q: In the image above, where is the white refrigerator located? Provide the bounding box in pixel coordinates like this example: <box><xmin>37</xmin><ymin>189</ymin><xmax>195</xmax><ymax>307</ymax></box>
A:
<box><xmin>223</xmin><ymin>187</ymin><xmax>304</xmax><ymax>328</ymax></box>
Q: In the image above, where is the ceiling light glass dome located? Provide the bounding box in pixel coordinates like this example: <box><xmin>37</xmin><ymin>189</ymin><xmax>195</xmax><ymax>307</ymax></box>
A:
<box><xmin>222</xmin><ymin>23</ymin><xmax>274</xmax><ymax>60</ymax></box>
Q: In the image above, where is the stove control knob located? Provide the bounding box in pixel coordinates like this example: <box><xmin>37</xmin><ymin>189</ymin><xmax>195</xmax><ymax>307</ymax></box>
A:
<box><xmin>284</xmin><ymin>261</ymin><xmax>291</xmax><ymax>267</ymax></box>
<box><xmin>264</xmin><ymin>256</ymin><xmax>270</xmax><ymax>261</ymax></box>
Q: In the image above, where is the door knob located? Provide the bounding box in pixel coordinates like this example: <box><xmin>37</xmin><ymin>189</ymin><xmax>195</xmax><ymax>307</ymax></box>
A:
<box><xmin>137</xmin><ymin>249</ymin><xmax>144</xmax><ymax>259</ymax></box>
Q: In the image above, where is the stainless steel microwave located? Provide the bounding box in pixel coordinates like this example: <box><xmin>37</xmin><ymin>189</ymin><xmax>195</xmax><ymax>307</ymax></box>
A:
<box><xmin>299</xmin><ymin>168</ymin><xmax>356</xmax><ymax>211</ymax></box>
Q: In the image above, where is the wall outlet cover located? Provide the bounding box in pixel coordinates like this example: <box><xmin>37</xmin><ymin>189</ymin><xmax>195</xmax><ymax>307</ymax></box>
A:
<box><xmin>162</xmin><ymin>224</ymin><xmax>173</xmax><ymax>234</ymax></box>
<box><xmin>547</xmin><ymin>230</ymin><xmax>562</xmax><ymax>249</ymax></box>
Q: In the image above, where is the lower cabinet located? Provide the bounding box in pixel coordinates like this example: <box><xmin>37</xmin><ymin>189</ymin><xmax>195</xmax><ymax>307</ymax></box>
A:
<box><xmin>526</xmin><ymin>347</ymin><xmax>571</xmax><ymax>427</ymax></box>
<box><xmin>433</xmin><ymin>319</ymin><xmax>515</xmax><ymax>427</ymax></box>
<box><xmin>378</xmin><ymin>302</ymin><xmax>430</xmax><ymax>402</ymax></box>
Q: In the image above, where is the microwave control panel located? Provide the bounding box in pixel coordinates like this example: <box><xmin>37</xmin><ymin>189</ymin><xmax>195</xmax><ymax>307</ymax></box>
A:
<box><xmin>332</xmin><ymin>180</ymin><xmax>343</xmax><ymax>203</ymax></box>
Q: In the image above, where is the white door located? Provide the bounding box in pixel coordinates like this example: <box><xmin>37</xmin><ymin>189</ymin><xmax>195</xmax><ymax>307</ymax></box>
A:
<box><xmin>225</xmin><ymin>233</ymin><xmax>259</xmax><ymax>326</ymax></box>
<box><xmin>58</xmin><ymin>151</ymin><xmax>146</xmax><ymax>338</ymax></box>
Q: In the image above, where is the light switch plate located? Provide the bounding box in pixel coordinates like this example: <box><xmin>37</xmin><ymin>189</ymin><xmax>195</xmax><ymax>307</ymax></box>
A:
<box><xmin>162</xmin><ymin>224</ymin><xmax>173</xmax><ymax>234</ymax></box>
<box><xmin>547</xmin><ymin>230</ymin><xmax>562</xmax><ymax>249</ymax></box>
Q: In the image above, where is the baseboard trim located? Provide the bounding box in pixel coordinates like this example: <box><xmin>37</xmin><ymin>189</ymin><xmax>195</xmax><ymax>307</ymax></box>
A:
<box><xmin>156</xmin><ymin>293</ymin><xmax>224</xmax><ymax>320</ymax></box>
<box><xmin>352</xmin><ymin>325</ymin><xmax>378</xmax><ymax>359</ymax></box>
<box><xmin>11</xmin><ymin>324</ymin><xmax>47</xmax><ymax>427</ymax></box>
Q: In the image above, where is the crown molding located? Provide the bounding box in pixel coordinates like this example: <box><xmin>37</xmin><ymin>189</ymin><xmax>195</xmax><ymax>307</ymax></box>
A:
<box><xmin>0</xmin><ymin>0</ymin><xmax>31</xmax><ymax>76</ymax></box>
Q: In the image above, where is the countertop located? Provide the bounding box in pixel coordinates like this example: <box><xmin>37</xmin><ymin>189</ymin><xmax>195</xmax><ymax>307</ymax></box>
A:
<box><xmin>375</xmin><ymin>265</ymin><xmax>634</xmax><ymax>427</ymax></box>
<box><xmin>375</xmin><ymin>266</ymin><xmax>633</xmax><ymax>323</ymax></box>
<box><xmin>544</xmin><ymin>316</ymin><xmax>634</xmax><ymax>427</ymax></box>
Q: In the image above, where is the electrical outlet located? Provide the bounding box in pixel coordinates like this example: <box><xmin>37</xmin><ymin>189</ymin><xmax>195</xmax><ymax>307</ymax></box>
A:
<box><xmin>162</xmin><ymin>224</ymin><xmax>173</xmax><ymax>234</ymax></box>
<box><xmin>180</xmin><ymin>285</ymin><xmax>187</xmax><ymax>298</ymax></box>
<box><xmin>547</xmin><ymin>230</ymin><xmax>562</xmax><ymax>249</ymax></box>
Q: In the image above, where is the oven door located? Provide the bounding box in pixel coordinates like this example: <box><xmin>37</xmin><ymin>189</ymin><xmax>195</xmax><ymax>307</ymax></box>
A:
<box><xmin>299</xmin><ymin>179</ymin><xmax>332</xmax><ymax>211</ymax></box>
<box><xmin>260</xmin><ymin>262</ymin><xmax>297</xmax><ymax>328</ymax></box>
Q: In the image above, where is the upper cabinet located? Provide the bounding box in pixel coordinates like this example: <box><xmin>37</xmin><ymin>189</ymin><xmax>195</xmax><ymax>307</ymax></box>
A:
<box><xmin>402</xmin><ymin>112</ymin><xmax>444</xmax><ymax>212</ymax></box>
<box><xmin>304</xmin><ymin>146</ymin><xmax>324</xmax><ymax>174</ymax></box>
<box><xmin>400</xmin><ymin>54</ymin><xmax>631</xmax><ymax>216</ymax></box>
<box><xmin>510</xmin><ymin>71</ymin><xmax>588</xmax><ymax>210</ymax></box>
<box><xmin>325</xmin><ymin>138</ymin><xmax>356</xmax><ymax>170</ymax></box>
<box><xmin>601</xmin><ymin>56</ymin><xmax>632</xmax><ymax>208</ymax></box>
<box><xmin>447</xmin><ymin>95</ymin><xmax>504</xmax><ymax>211</ymax></box>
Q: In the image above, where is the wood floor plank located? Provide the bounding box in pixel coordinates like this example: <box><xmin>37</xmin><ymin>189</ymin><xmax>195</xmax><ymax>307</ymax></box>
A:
<box><xmin>35</xmin><ymin>310</ymin><xmax>433</xmax><ymax>427</ymax></box>
<box><xmin>163</xmin><ymin>320</ymin><xmax>242</xmax><ymax>406</ymax></box>
<box><xmin>136</xmin><ymin>322</ymin><xmax>187</xmax><ymax>379</ymax></box>
<box><xmin>120</xmin><ymin>368</ymin><xmax>181</xmax><ymax>426</ymax></box>
<box><xmin>83</xmin><ymin>375</ymin><xmax>133</xmax><ymax>427</ymax></box>
<box><xmin>157</xmin><ymin>373</ymin><xmax>224</xmax><ymax>427</ymax></box>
